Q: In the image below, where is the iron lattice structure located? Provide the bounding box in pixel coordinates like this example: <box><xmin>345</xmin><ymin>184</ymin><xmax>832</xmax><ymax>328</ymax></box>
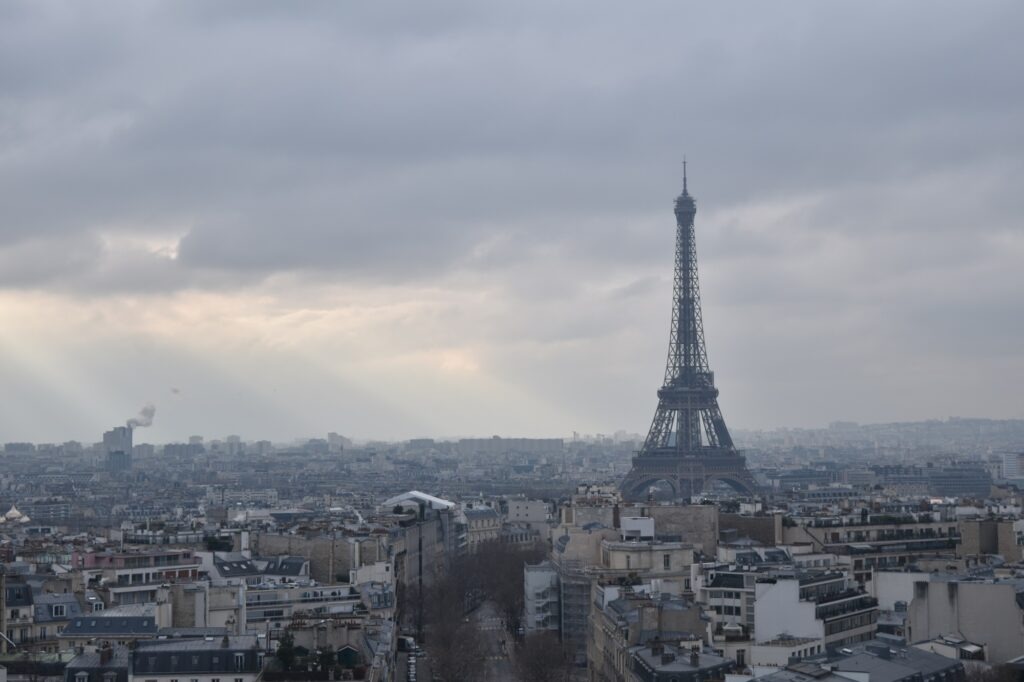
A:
<box><xmin>620</xmin><ymin>167</ymin><xmax>757</xmax><ymax>500</ymax></box>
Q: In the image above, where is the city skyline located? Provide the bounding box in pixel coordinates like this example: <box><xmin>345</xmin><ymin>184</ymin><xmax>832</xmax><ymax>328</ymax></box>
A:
<box><xmin>1</xmin><ymin>1</ymin><xmax>1023</xmax><ymax>442</ymax></box>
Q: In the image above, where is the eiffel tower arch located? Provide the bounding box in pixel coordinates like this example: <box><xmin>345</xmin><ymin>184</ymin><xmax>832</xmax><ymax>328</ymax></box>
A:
<box><xmin>620</xmin><ymin>165</ymin><xmax>758</xmax><ymax>501</ymax></box>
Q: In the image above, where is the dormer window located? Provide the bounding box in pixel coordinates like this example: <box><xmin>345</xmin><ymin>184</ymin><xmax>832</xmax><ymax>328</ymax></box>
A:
<box><xmin>52</xmin><ymin>604</ymin><xmax>66</xmax><ymax>618</ymax></box>
<box><xmin>75</xmin><ymin>673</ymin><xmax>89</xmax><ymax>682</ymax></box>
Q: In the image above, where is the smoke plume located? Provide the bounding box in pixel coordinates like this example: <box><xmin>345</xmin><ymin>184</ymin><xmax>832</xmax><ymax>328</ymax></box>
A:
<box><xmin>127</xmin><ymin>403</ymin><xmax>156</xmax><ymax>429</ymax></box>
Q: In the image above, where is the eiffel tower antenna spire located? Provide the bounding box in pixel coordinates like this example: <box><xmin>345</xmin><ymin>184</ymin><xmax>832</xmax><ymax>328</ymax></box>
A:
<box><xmin>682</xmin><ymin>156</ymin><xmax>687</xmax><ymax>194</ymax></box>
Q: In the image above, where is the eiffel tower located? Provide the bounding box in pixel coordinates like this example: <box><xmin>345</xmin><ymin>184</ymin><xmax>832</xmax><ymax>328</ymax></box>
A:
<box><xmin>620</xmin><ymin>164</ymin><xmax>758</xmax><ymax>501</ymax></box>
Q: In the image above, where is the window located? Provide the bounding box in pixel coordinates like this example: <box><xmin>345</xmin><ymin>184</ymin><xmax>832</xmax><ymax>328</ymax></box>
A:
<box><xmin>663</xmin><ymin>554</ymin><xmax>671</xmax><ymax>569</ymax></box>
<box><xmin>52</xmin><ymin>604</ymin><xmax>66</xmax><ymax>618</ymax></box>
<box><xmin>626</xmin><ymin>556</ymin><xmax>631</xmax><ymax>569</ymax></box>
<box><xmin>40</xmin><ymin>627</ymin><xmax>48</xmax><ymax>639</ymax></box>
<box><xmin>235</xmin><ymin>653</ymin><xmax>246</xmax><ymax>671</ymax></box>
<box><xmin>75</xmin><ymin>673</ymin><xmax>89</xmax><ymax>682</ymax></box>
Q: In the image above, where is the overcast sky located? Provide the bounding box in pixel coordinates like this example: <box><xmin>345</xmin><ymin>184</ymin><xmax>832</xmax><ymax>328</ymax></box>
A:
<box><xmin>1</xmin><ymin>1</ymin><xmax>1022</xmax><ymax>444</ymax></box>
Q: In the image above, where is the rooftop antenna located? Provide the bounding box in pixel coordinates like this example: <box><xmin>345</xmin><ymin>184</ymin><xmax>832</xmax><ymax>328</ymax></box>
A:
<box><xmin>683</xmin><ymin>156</ymin><xmax>688</xmax><ymax>194</ymax></box>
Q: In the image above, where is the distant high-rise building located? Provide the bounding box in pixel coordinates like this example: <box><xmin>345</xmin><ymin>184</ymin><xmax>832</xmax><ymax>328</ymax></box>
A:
<box><xmin>103</xmin><ymin>426</ymin><xmax>133</xmax><ymax>472</ymax></box>
<box><xmin>928</xmin><ymin>464</ymin><xmax>992</xmax><ymax>498</ymax></box>
<box><xmin>106</xmin><ymin>450</ymin><xmax>131</xmax><ymax>472</ymax></box>
<box><xmin>327</xmin><ymin>432</ymin><xmax>350</xmax><ymax>453</ymax></box>
<box><xmin>225</xmin><ymin>435</ymin><xmax>244</xmax><ymax>456</ymax></box>
<box><xmin>103</xmin><ymin>426</ymin><xmax>132</xmax><ymax>455</ymax></box>
<box><xmin>1001</xmin><ymin>452</ymin><xmax>1024</xmax><ymax>480</ymax></box>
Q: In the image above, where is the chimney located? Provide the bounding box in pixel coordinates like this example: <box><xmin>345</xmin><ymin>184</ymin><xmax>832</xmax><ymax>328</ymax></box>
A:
<box><xmin>690</xmin><ymin>650</ymin><xmax>700</xmax><ymax>667</ymax></box>
<box><xmin>100</xmin><ymin>642</ymin><xmax>113</xmax><ymax>665</ymax></box>
<box><xmin>662</xmin><ymin>653</ymin><xmax>676</xmax><ymax>665</ymax></box>
<box><xmin>613</xmin><ymin>504</ymin><xmax>621</xmax><ymax>530</ymax></box>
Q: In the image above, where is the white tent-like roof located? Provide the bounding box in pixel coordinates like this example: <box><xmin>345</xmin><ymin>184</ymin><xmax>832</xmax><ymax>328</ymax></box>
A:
<box><xmin>382</xmin><ymin>490</ymin><xmax>455</xmax><ymax>511</ymax></box>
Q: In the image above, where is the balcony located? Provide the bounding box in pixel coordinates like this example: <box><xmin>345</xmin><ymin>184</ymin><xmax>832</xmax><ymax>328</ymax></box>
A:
<box><xmin>814</xmin><ymin>592</ymin><xmax>878</xmax><ymax>620</ymax></box>
<box><xmin>840</xmin><ymin>538</ymin><xmax>958</xmax><ymax>555</ymax></box>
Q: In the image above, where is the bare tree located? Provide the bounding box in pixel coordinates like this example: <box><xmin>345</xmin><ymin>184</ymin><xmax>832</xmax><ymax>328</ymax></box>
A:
<box><xmin>514</xmin><ymin>632</ymin><xmax>574</xmax><ymax>682</ymax></box>
<box><xmin>965</xmin><ymin>664</ymin><xmax>1019</xmax><ymax>682</ymax></box>
<box><xmin>427</xmin><ymin>616</ymin><xmax>487</xmax><ymax>682</ymax></box>
<box><xmin>407</xmin><ymin>540</ymin><xmax>548</xmax><ymax>679</ymax></box>
<box><xmin>415</xmin><ymin>560</ymin><xmax>487</xmax><ymax>681</ymax></box>
<box><xmin>471</xmin><ymin>540</ymin><xmax>546</xmax><ymax>632</ymax></box>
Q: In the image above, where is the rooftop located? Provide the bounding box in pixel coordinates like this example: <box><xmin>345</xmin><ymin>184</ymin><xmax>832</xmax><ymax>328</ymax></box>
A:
<box><xmin>136</xmin><ymin>635</ymin><xmax>259</xmax><ymax>652</ymax></box>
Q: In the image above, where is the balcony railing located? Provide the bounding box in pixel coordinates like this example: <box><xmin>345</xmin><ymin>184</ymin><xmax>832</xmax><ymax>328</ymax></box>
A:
<box><xmin>815</xmin><ymin>594</ymin><xmax>878</xmax><ymax>620</ymax></box>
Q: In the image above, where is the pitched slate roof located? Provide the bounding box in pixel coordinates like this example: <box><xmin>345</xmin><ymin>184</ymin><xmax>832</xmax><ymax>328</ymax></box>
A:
<box><xmin>33</xmin><ymin>592</ymin><xmax>84</xmax><ymax>622</ymax></box>
<box><xmin>258</xmin><ymin>555</ymin><xmax>307</xmax><ymax>576</ymax></box>
<box><xmin>464</xmin><ymin>508</ymin><xmax>499</xmax><ymax>520</ymax></box>
<box><xmin>61</xmin><ymin>605</ymin><xmax>159</xmax><ymax>638</ymax></box>
<box><xmin>132</xmin><ymin>636</ymin><xmax>262</xmax><ymax>675</ymax></box>
<box><xmin>212</xmin><ymin>552</ymin><xmax>261</xmax><ymax>577</ymax></box>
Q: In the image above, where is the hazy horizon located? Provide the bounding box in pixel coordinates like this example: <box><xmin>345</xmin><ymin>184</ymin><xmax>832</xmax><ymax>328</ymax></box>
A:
<box><xmin>9</xmin><ymin>413</ymin><xmax>1023</xmax><ymax>449</ymax></box>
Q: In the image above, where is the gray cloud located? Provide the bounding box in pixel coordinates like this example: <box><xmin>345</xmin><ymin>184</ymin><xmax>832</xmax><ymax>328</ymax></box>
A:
<box><xmin>0</xmin><ymin>0</ymin><xmax>1022</xmax><ymax>439</ymax></box>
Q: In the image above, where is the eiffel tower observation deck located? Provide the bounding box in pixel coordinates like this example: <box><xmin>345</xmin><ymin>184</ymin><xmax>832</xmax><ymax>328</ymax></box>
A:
<box><xmin>620</xmin><ymin>165</ymin><xmax>758</xmax><ymax>501</ymax></box>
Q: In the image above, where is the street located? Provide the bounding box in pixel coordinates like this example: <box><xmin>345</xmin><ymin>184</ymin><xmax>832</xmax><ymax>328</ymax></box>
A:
<box><xmin>475</xmin><ymin>601</ymin><xmax>516</xmax><ymax>681</ymax></box>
